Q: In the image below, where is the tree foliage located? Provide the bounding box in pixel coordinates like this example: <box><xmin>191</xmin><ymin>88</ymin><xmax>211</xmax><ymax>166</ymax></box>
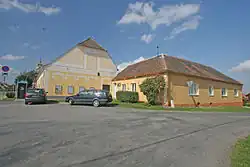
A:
<box><xmin>139</xmin><ymin>76</ymin><xmax>166</xmax><ymax>105</ymax></box>
<box><xmin>15</xmin><ymin>70</ymin><xmax>37</xmax><ymax>88</ymax></box>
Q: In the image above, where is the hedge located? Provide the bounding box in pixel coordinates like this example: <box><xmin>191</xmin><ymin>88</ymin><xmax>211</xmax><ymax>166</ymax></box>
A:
<box><xmin>6</xmin><ymin>92</ymin><xmax>15</xmax><ymax>98</ymax></box>
<box><xmin>116</xmin><ymin>91</ymin><xmax>139</xmax><ymax>103</ymax></box>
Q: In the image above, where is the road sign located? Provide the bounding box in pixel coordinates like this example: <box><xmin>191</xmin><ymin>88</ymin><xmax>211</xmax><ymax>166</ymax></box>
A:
<box><xmin>2</xmin><ymin>66</ymin><xmax>10</xmax><ymax>72</ymax></box>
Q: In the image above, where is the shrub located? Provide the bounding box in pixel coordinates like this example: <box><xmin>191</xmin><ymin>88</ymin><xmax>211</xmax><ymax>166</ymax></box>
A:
<box><xmin>139</xmin><ymin>76</ymin><xmax>166</xmax><ymax>105</ymax></box>
<box><xmin>116</xmin><ymin>91</ymin><xmax>139</xmax><ymax>103</ymax></box>
<box><xmin>6</xmin><ymin>92</ymin><xmax>15</xmax><ymax>98</ymax></box>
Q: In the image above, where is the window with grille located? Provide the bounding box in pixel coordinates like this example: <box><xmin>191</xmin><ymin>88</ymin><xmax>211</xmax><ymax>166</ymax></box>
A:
<box><xmin>188</xmin><ymin>82</ymin><xmax>199</xmax><ymax>96</ymax></box>
<box><xmin>122</xmin><ymin>84</ymin><xmax>126</xmax><ymax>91</ymax></box>
<box><xmin>55</xmin><ymin>85</ymin><xmax>63</xmax><ymax>94</ymax></box>
<box><xmin>222</xmin><ymin>88</ymin><xmax>227</xmax><ymax>97</ymax></box>
<box><xmin>131</xmin><ymin>83</ymin><xmax>136</xmax><ymax>92</ymax></box>
<box><xmin>68</xmin><ymin>86</ymin><xmax>74</xmax><ymax>94</ymax></box>
<box><xmin>234</xmin><ymin>89</ymin><xmax>239</xmax><ymax>97</ymax></box>
<box><xmin>209</xmin><ymin>86</ymin><xmax>214</xmax><ymax>96</ymax></box>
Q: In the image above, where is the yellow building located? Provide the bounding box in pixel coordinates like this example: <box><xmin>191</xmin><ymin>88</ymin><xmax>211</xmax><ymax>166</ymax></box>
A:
<box><xmin>35</xmin><ymin>38</ymin><xmax>117</xmax><ymax>98</ymax></box>
<box><xmin>112</xmin><ymin>54</ymin><xmax>243</xmax><ymax>107</ymax></box>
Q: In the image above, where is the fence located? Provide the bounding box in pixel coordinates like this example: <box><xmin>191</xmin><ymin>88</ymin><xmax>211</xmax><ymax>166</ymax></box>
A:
<box><xmin>0</xmin><ymin>91</ymin><xmax>15</xmax><ymax>100</ymax></box>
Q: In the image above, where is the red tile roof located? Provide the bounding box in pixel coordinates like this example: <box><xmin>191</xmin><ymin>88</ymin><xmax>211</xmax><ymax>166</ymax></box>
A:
<box><xmin>113</xmin><ymin>54</ymin><xmax>242</xmax><ymax>85</ymax></box>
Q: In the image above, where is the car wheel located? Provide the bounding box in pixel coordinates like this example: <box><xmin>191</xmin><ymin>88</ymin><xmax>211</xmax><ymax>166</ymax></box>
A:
<box><xmin>69</xmin><ymin>99</ymin><xmax>74</xmax><ymax>105</ymax></box>
<box><xmin>25</xmin><ymin>102</ymin><xmax>28</xmax><ymax>105</ymax></box>
<box><xmin>93</xmin><ymin>100</ymin><xmax>100</xmax><ymax>107</ymax></box>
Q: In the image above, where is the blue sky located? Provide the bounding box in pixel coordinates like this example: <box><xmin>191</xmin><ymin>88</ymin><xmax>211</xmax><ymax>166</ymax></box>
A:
<box><xmin>0</xmin><ymin>0</ymin><xmax>250</xmax><ymax>92</ymax></box>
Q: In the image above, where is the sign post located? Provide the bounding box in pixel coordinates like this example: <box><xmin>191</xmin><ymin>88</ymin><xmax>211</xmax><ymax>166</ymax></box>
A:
<box><xmin>1</xmin><ymin>66</ymin><xmax>10</xmax><ymax>83</ymax></box>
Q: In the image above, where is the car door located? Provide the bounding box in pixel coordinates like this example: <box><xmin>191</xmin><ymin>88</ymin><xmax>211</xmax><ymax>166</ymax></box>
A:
<box><xmin>77</xmin><ymin>91</ymin><xmax>88</xmax><ymax>104</ymax></box>
<box><xmin>86</xmin><ymin>90</ymin><xmax>95</xmax><ymax>104</ymax></box>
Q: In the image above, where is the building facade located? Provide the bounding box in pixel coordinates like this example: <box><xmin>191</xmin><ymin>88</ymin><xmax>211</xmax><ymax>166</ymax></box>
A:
<box><xmin>35</xmin><ymin>38</ymin><xmax>117</xmax><ymax>98</ymax></box>
<box><xmin>112</xmin><ymin>54</ymin><xmax>243</xmax><ymax>107</ymax></box>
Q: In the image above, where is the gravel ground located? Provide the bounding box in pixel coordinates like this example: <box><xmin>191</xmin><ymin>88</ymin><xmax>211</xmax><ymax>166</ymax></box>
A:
<box><xmin>0</xmin><ymin>102</ymin><xmax>250</xmax><ymax>167</ymax></box>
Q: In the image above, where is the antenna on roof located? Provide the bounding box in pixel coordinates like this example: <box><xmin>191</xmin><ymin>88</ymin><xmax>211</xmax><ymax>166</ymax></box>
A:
<box><xmin>156</xmin><ymin>45</ymin><xmax>159</xmax><ymax>55</ymax></box>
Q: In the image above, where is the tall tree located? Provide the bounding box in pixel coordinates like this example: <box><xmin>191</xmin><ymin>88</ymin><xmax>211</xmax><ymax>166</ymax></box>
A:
<box><xmin>15</xmin><ymin>70</ymin><xmax>37</xmax><ymax>88</ymax></box>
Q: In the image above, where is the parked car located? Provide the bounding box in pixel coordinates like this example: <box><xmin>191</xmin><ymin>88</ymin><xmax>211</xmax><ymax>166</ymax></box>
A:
<box><xmin>68</xmin><ymin>89</ymin><xmax>112</xmax><ymax>107</ymax></box>
<box><xmin>25</xmin><ymin>88</ymin><xmax>47</xmax><ymax>105</ymax></box>
<box><xmin>65</xmin><ymin>94</ymin><xmax>77</xmax><ymax>102</ymax></box>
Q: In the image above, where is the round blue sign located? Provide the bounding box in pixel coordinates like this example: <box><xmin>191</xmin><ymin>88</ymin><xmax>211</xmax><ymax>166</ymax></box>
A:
<box><xmin>2</xmin><ymin>66</ymin><xmax>10</xmax><ymax>72</ymax></box>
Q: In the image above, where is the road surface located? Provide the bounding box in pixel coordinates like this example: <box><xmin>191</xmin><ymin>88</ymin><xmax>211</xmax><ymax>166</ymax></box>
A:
<box><xmin>0</xmin><ymin>102</ymin><xmax>250</xmax><ymax>167</ymax></box>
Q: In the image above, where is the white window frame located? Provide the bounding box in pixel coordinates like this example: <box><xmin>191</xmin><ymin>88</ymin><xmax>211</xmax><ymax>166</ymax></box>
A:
<box><xmin>222</xmin><ymin>88</ymin><xmax>228</xmax><ymax>97</ymax></box>
<box><xmin>188</xmin><ymin>82</ymin><xmax>199</xmax><ymax>96</ymax></box>
<box><xmin>68</xmin><ymin>86</ymin><xmax>74</xmax><ymax>94</ymax></box>
<box><xmin>122</xmin><ymin>84</ymin><xmax>126</xmax><ymax>91</ymax></box>
<box><xmin>131</xmin><ymin>83</ymin><xmax>136</xmax><ymax>92</ymax></box>
<box><xmin>209</xmin><ymin>86</ymin><xmax>214</xmax><ymax>96</ymax></box>
<box><xmin>234</xmin><ymin>89</ymin><xmax>239</xmax><ymax>97</ymax></box>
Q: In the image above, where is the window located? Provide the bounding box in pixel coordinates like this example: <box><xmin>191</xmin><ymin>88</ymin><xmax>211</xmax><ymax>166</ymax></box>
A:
<box><xmin>131</xmin><ymin>83</ymin><xmax>136</xmax><ymax>92</ymax></box>
<box><xmin>68</xmin><ymin>86</ymin><xmax>74</xmax><ymax>94</ymax></box>
<box><xmin>79</xmin><ymin>86</ymin><xmax>85</xmax><ymax>92</ymax></box>
<box><xmin>188</xmin><ymin>82</ymin><xmax>199</xmax><ymax>96</ymax></box>
<box><xmin>234</xmin><ymin>89</ymin><xmax>239</xmax><ymax>97</ymax></box>
<box><xmin>209</xmin><ymin>86</ymin><xmax>214</xmax><ymax>96</ymax></box>
<box><xmin>79</xmin><ymin>91</ymin><xmax>88</xmax><ymax>96</ymax></box>
<box><xmin>87</xmin><ymin>90</ymin><xmax>95</xmax><ymax>96</ymax></box>
<box><xmin>55</xmin><ymin>85</ymin><xmax>62</xmax><ymax>94</ymax></box>
<box><xmin>222</xmin><ymin>88</ymin><xmax>227</xmax><ymax>97</ymax></box>
<box><xmin>122</xmin><ymin>84</ymin><xmax>126</xmax><ymax>91</ymax></box>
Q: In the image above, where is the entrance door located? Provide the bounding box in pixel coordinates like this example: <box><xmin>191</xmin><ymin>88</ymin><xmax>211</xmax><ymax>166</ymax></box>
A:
<box><xmin>102</xmin><ymin>85</ymin><xmax>110</xmax><ymax>92</ymax></box>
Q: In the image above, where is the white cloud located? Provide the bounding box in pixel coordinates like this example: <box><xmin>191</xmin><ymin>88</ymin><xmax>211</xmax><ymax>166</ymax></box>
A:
<box><xmin>0</xmin><ymin>54</ymin><xmax>25</xmax><ymax>61</ymax></box>
<box><xmin>141</xmin><ymin>34</ymin><xmax>154</xmax><ymax>44</ymax></box>
<box><xmin>118</xmin><ymin>2</ymin><xmax>200</xmax><ymax>30</ymax></box>
<box><xmin>166</xmin><ymin>15</ymin><xmax>202</xmax><ymax>40</ymax></box>
<box><xmin>23</xmin><ymin>42</ymin><xmax>40</xmax><ymax>50</ymax></box>
<box><xmin>230</xmin><ymin>60</ymin><xmax>250</xmax><ymax>72</ymax></box>
<box><xmin>0</xmin><ymin>0</ymin><xmax>61</xmax><ymax>15</ymax></box>
<box><xmin>117</xmin><ymin>56</ymin><xmax>145</xmax><ymax>72</ymax></box>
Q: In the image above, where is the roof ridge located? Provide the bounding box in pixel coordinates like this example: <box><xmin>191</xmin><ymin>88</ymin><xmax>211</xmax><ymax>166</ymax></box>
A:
<box><xmin>125</xmin><ymin>54</ymin><xmax>164</xmax><ymax>69</ymax></box>
<box><xmin>166</xmin><ymin>55</ymin><xmax>212</xmax><ymax>68</ymax></box>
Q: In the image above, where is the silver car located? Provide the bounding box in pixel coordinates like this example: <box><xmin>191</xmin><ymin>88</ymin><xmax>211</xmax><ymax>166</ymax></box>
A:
<box><xmin>25</xmin><ymin>88</ymin><xmax>47</xmax><ymax>105</ymax></box>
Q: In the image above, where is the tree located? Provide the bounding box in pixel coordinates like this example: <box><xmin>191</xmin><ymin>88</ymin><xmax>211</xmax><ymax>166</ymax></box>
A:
<box><xmin>139</xmin><ymin>76</ymin><xmax>166</xmax><ymax>105</ymax></box>
<box><xmin>15</xmin><ymin>70</ymin><xmax>37</xmax><ymax>88</ymax></box>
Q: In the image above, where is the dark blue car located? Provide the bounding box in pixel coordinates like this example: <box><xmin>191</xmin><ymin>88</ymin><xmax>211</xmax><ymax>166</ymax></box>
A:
<box><xmin>67</xmin><ymin>89</ymin><xmax>112</xmax><ymax>107</ymax></box>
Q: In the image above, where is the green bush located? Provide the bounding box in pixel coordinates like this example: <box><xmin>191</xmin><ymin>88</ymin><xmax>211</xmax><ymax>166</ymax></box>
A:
<box><xmin>116</xmin><ymin>91</ymin><xmax>139</xmax><ymax>103</ymax></box>
<box><xmin>6</xmin><ymin>92</ymin><xmax>15</xmax><ymax>98</ymax></box>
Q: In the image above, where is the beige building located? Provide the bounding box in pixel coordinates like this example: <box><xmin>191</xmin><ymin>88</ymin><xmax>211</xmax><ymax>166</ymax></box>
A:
<box><xmin>35</xmin><ymin>38</ymin><xmax>117</xmax><ymax>98</ymax></box>
<box><xmin>112</xmin><ymin>54</ymin><xmax>243</xmax><ymax>107</ymax></box>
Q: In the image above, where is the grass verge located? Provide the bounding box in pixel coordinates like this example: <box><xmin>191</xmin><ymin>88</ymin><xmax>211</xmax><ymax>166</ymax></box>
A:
<box><xmin>112</xmin><ymin>100</ymin><xmax>250</xmax><ymax>112</ymax></box>
<box><xmin>0</xmin><ymin>98</ymin><xmax>16</xmax><ymax>101</ymax></box>
<box><xmin>231</xmin><ymin>135</ymin><xmax>250</xmax><ymax>167</ymax></box>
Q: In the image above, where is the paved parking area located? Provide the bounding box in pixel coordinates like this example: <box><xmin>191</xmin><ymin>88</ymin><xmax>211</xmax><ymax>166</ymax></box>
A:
<box><xmin>0</xmin><ymin>102</ymin><xmax>250</xmax><ymax>167</ymax></box>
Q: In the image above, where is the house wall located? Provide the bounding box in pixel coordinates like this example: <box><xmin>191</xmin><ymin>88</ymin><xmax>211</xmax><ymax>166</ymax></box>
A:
<box><xmin>36</xmin><ymin>71</ymin><xmax>45</xmax><ymax>89</ymax></box>
<box><xmin>111</xmin><ymin>75</ymin><xmax>168</xmax><ymax>103</ymax></box>
<box><xmin>168</xmin><ymin>72</ymin><xmax>243</xmax><ymax>107</ymax></box>
<box><xmin>36</xmin><ymin>45</ymin><xmax>117</xmax><ymax>97</ymax></box>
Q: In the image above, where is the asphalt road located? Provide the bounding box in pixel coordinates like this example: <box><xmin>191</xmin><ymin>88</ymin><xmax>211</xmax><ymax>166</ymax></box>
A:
<box><xmin>0</xmin><ymin>102</ymin><xmax>250</xmax><ymax>167</ymax></box>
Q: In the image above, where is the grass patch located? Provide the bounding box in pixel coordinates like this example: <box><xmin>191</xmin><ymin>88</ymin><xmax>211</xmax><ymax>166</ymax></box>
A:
<box><xmin>112</xmin><ymin>100</ymin><xmax>250</xmax><ymax>112</ymax></box>
<box><xmin>231</xmin><ymin>135</ymin><xmax>250</xmax><ymax>167</ymax></box>
<box><xmin>0</xmin><ymin>98</ymin><xmax>16</xmax><ymax>101</ymax></box>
